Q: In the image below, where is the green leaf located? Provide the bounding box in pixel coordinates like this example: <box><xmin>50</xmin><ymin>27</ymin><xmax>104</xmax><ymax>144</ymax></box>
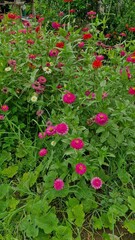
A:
<box><xmin>124</xmin><ymin>220</ymin><xmax>135</xmax><ymax>234</ymax></box>
<box><xmin>73</xmin><ymin>204</ymin><xmax>85</xmax><ymax>227</ymax></box>
<box><xmin>2</xmin><ymin>165</ymin><xmax>18</xmax><ymax>178</ymax></box>
<box><xmin>55</xmin><ymin>226</ymin><xmax>72</xmax><ymax>240</ymax></box>
<box><xmin>128</xmin><ymin>196</ymin><xmax>135</xmax><ymax>212</ymax></box>
<box><xmin>35</xmin><ymin>212</ymin><xmax>58</xmax><ymax>234</ymax></box>
<box><xmin>0</xmin><ymin>184</ymin><xmax>10</xmax><ymax>199</ymax></box>
<box><xmin>20</xmin><ymin>215</ymin><xmax>39</xmax><ymax>238</ymax></box>
<box><xmin>92</xmin><ymin>216</ymin><xmax>103</xmax><ymax>230</ymax></box>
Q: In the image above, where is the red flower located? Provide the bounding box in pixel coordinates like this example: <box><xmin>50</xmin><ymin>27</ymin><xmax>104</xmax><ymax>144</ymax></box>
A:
<box><xmin>83</xmin><ymin>33</ymin><xmax>92</xmax><ymax>40</ymax></box>
<box><xmin>26</xmin><ymin>39</ymin><xmax>35</xmax><ymax>45</ymax></box>
<box><xmin>92</xmin><ymin>60</ymin><xmax>102</xmax><ymax>69</ymax></box>
<box><xmin>128</xmin><ymin>27</ymin><xmax>135</xmax><ymax>32</ymax></box>
<box><xmin>69</xmin><ymin>9</ymin><xmax>75</xmax><ymax>13</ymax></box>
<box><xmin>64</xmin><ymin>0</ymin><xmax>73</xmax><ymax>2</ymax></box>
<box><xmin>7</xmin><ymin>13</ymin><xmax>17</xmax><ymax>19</ymax></box>
<box><xmin>56</xmin><ymin>42</ymin><xmax>64</xmax><ymax>48</ymax></box>
<box><xmin>35</xmin><ymin>25</ymin><xmax>41</xmax><ymax>33</ymax></box>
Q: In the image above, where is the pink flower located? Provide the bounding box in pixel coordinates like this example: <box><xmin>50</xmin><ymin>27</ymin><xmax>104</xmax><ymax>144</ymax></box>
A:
<box><xmin>87</xmin><ymin>11</ymin><xmax>96</xmax><ymax>15</ymax></box>
<box><xmin>91</xmin><ymin>92</ymin><xmax>96</xmax><ymax>99</ymax></box>
<box><xmin>8</xmin><ymin>59</ymin><xmax>16</xmax><ymax>67</ymax></box>
<box><xmin>120</xmin><ymin>50</ymin><xmax>126</xmax><ymax>56</ymax></box>
<box><xmin>70</xmin><ymin>138</ymin><xmax>84</xmax><ymax>150</ymax></box>
<box><xmin>38</xmin><ymin>132</ymin><xmax>46</xmax><ymax>139</ymax></box>
<box><xmin>120</xmin><ymin>32</ymin><xmax>126</xmax><ymax>37</ymax></box>
<box><xmin>95</xmin><ymin>113</ymin><xmax>108</xmax><ymax>126</ymax></box>
<box><xmin>37</xmin><ymin>76</ymin><xmax>47</xmax><ymax>84</ymax></box>
<box><xmin>78</xmin><ymin>42</ymin><xmax>85</xmax><ymax>48</ymax></box>
<box><xmin>75</xmin><ymin>163</ymin><xmax>87</xmax><ymax>175</ymax></box>
<box><xmin>56</xmin><ymin>123</ymin><xmax>69</xmax><ymax>135</ymax></box>
<box><xmin>46</xmin><ymin>126</ymin><xmax>56</xmax><ymax>136</ymax></box>
<box><xmin>38</xmin><ymin>148</ymin><xmax>48</xmax><ymax>157</ymax></box>
<box><xmin>23</xmin><ymin>20</ymin><xmax>31</xmax><ymax>27</ymax></box>
<box><xmin>85</xmin><ymin>90</ymin><xmax>91</xmax><ymax>96</ymax></box>
<box><xmin>29</xmin><ymin>54</ymin><xmax>37</xmax><ymax>60</ymax></box>
<box><xmin>54</xmin><ymin>179</ymin><xmax>64</xmax><ymax>190</ymax></box>
<box><xmin>58</xmin><ymin>11</ymin><xmax>64</xmax><ymax>17</ymax></box>
<box><xmin>49</xmin><ymin>49</ymin><xmax>59</xmax><ymax>57</ymax></box>
<box><xmin>128</xmin><ymin>87</ymin><xmax>135</xmax><ymax>95</ymax></box>
<box><xmin>52</xmin><ymin>22</ymin><xmax>61</xmax><ymax>30</ymax></box>
<box><xmin>26</xmin><ymin>39</ymin><xmax>35</xmax><ymax>45</ymax></box>
<box><xmin>96</xmin><ymin>55</ymin><xmax>104</xmax><ymax>61</ymax></box>
<box><xmin>63</xmin><ymin>92</ymin><xmax>76</xmax><ymax>104</ymax></box>
<box><xmin>1</xmin><ymin>105</ymin><xmax>9</xmax><ymax>111</ymax></box>
<box><xmin>0</xmin><ymin>114</ymin><xmax>5</xmax><ymax>120</ymax></box>
<box><xmin>18</xmin><ymin>29</ymin><xmax>27</xmax><ymax>34</ymax></box>
<box><xmin>36</xmin><ymin>110</ymin><xmax>44</xmax><ymax>117</ymax></box>
<box><xmin>38</xmin><ymin>17</ymin><xmax>44</xmax><ymax>23</ymax></box>
<box><xmin>102</xmin><ymin>92</ymin><xmax>108</xmax><ymax>99</ymax></box>
<box><xmin>91</xmin><ymin>177</ymin><xmax>103</xmax><ymax>189</ymax></box>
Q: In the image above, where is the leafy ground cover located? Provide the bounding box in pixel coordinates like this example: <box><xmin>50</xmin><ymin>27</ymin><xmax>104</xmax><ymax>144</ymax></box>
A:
<box><xmin>0</xmin><ymin>3</ymin><xmax>135</xmax><ymax>240</ymax></box>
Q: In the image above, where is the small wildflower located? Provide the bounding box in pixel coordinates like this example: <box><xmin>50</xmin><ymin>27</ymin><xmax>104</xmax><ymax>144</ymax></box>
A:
<box><xmin>54</xmin><ymin>179</ymin><xmax>64</xmax><ymax>190</ymax></box>
<box><xmin>51</xmin><ymin>141</ymin><xmax>56</xmax><ymax>146</ymax></box>
<box><xmin>63</xmin><ymin>92</ymin><xmax>76</xmax><ymax>104</ymax></box>
<box><xmin>31</xmin><ymin>95</ymin><xmax>38</xmax><ymax>102</ymax></box>
<box><xmin>128</xmin><ymin>87</ymin><xmax>135</xmax><ymax>95</ymax></box>
<box><xmin>42</xmin><ymin>67</ymin><xmax>52</xmax><ymax>74</ymax></box>
<box><xmin>0</xmin><ymin>114</ymin><xmax>5</xmax><ymax>120</ymax></box>
<box><xmin>46</xmin><ymin>126</ymin><xmax>56</xmax><ymax>136</ymax></box>
<box><xmin>38</xmin><ymin>132</ymin><xmax>46</xmax><ymax>139</ymax></box>
<box><xmin>56</xmin><ymin>123</ymin><xmax>69</xmax><ymax>135</ymax></box>
<box><xmin>91</xmin><ymin>177</ymin><xmax>103</xmax><ymax>189</ymax></box>
<box><xmin>75</xmin><ymin>163</ymin><xmax>87</xmax><ymax>175</ymax></box>
<box><xmin>1</xmin><ymin>105</ymin><xmax>9</xmax><ymax>112</ymax></box>
<box><xmin>95</xmin><ymin>113</ymin><xmax>108</xmax><ymax>125</ymax></box>
<box><xmin>70</xmin><ymin>138</ymin><xmax>84</xmax><ymax>150</ymax></box>
<box><xmin>5</xmin><ymin>67</ymin><xmax>11</xmax><ymax>72</ymax></box>
<box><xmin>38</xmin><ymin>148</ymin><xmax>48</xmax><ymax>157</ymax></box>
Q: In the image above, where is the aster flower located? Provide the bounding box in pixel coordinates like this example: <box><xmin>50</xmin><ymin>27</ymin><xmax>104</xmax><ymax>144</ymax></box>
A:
<box><xmin>31</xmin><ymin>95</ymin><xmax>38</xmax><ymax>102</ymax></box>
<box><xmin>56</xmin><ymin>123</ymin><xmax>69</xmax><ymax>135</ymax></box>
<box><xmin>95</xmin><ymin>113</ymin><xmax>108</xmax><ymax>126</ymax></box>
<box><xmin>83</xmin><ymin>33</ymin><xmax>92</xmax><ymax>40</ymax></box>
<box><xmin>70</xmin><ymin>138</ymin><xmax>84</xmax><ymax>150</ymax></box>
<box><xmin>91</xmin><ymin>177</ymin><xmax>103</xmax><ymax>189</ymax></box>
<box><xmin>5</xmin><ymin>67</ymin><xmax>11</xmax><ymax>72</ymax></box>
<box><xmin>49</xmin><ymin>49</ymin><xmax>59</xmax><ymax>57</ymax></box>
<box><xmin>36</xmin><ymin>110</ymin><xmax>44</xmax><ymax>117</ymax></box>
<box><xmin>75</xmin><ymin>163</ymin><xmax>87</xmax><ymax>175</ymax></box>
<box><xmin>52</xmin><ymin>22</ymin><xmax>61</xmax><ymax>30</ymax></box>
<box><xmin>54</xmin><ymin>179</ymin><xmax>64</xmax><ymax>190</ymax></box>
<box><xmin>37</xmin><ymin>76</ymin><xmax>47</xmax><ymax>84</ymax></box>
<box><xmin>78</xmin><ymin>42</ymin><xmax>85</xmax><ymax>48</ymax></box>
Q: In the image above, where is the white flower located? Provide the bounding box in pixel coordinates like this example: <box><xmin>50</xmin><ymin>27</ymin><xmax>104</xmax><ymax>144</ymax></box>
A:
<box><xmin>51</xmin><ymin>141</ymin><xmax>56</xmax><ymax>146</ymax></box>
<box><xmin>5</xmin><ymin>67</ymin><xmax>11</xmax><ymax>72</ymax></box>
<box><xmin>31</xmin><ymin>95</ymin><xmax>38</xmax><ymax>102</ymax></box>
<box><xmin>42</xmin><ymin>67</ymin><xmax>52</xmax><ymax>74</ymax></box>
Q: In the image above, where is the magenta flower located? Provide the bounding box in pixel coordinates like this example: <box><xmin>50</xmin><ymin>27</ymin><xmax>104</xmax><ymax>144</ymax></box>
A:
<box><xmin>46</xmin><ymin>126</ymin><xmax>56</xmax><ymax>136</ymax></box>
<box><xmin>0</xmin><ymin>114</ymin><xmax>5</xmax><ymax>120</ymax></box>
<box><xmin>120</xmin><ymin>50</ymin><xmax>126</xmax><ymax>56</ymax></box>
<box><xmin>95</xmin><ymin>113</ymin><xmax>108</xmax><ymax>126</ymax></box>
<box><xmin>78</xmin><ymin>42</ymin><xmax>85</xmax><ymax>48</ymax></box>
<box><xmin>75</xmin><ymin>163</ymin><xmax>87</xmax><ymax>175</ymax></box>
<box><xmin>56</xmin><ymin>123</ymin><xmax>69</xmax><ymax>135</ymax></box>
<box><xmin>54</xmin><ymin>178</ymin><xmax>64</xmax><ymax>190</ymax></box>
<box><xmin>91</xmin><ymin>177</ymin><xmax>103</xmax><ymax>189</ymax></box>
<box><xmin>128</xmin><ymin>87</ymin><xmax>135</xmax><ymax>95</ymax></box>
<box><xmin>38</xmin><ymin>148</ymin><xmax>48</xmax><ymax>157</ymax></box>
<box><xmin>52</xmin><ymin>22</ymin><xmax>61</xmax><ymax>29</ymax></box>
<box><xmin>96</xmin><ymin>55</ymin><xmax>104</xmax><ymax>61</ymax></box>
<box><xmin>70</xmin><ymin>138</ymin><xmax>84</xmax><ymax>150</ymax></box>
<box><xmin>38</xmin><ymin>132</ymin><xmax>46</xmax><ymax>139</ymax></box>
<box><xmin>63</xmin><ymin>92</ymin><xmax>76</xmax><ymax>104</ymax></box>
<box><xmin>87</xmin><ymin>11</ymin><xmax>96</xmax><ymax>15</ymax></box>
<box><xmin>85</xmin><ymin>90</ymin><xmax>91</xmax><ymax>96</ymax></box>
<box><xmin>49</xmin><ymin>49</ymin><xmax>59</xmax><ymax>57</ymax></box>
<box><xmin>26</xmin><ymin>39</ymin><xmax>35</xmax><ymax>45</ymax></box>
<box><xmin>1</xmin><ymin>104</ymin><xmax>9</xmax><ymax>112</ymax></box>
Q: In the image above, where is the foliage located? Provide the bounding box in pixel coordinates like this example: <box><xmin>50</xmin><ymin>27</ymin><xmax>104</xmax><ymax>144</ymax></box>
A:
<box><xmin>0</xmin><ymin>4</ymin><xmax>135</xmax><ymax>240</ymax></box>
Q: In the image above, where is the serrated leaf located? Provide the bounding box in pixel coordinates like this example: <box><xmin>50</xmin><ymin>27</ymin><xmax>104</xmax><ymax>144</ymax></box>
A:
<box><xmin>35</xmin><ymin>212</ymin><xmax>58</xmax><ymax>234</ymax></box>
